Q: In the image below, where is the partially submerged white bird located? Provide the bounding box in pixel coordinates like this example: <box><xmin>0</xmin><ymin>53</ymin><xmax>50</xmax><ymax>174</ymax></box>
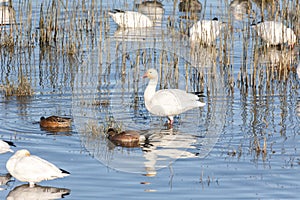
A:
<box><xmin>251</xmin><ymin>21</ymin><xmax>297</xmax><ymax>47</ymax></box>
<box><xmin>108</xmin><ymin>9</ymin><xmax>153</xmax><ymax>28</ymax></box>
<box><xmin>6</xmin><ymin>149</ymin><xmax>70</xmax><ymax>187</ymax></box>
<box><xmin>189</xmin><ymin>18</ymin><xmax>225</xmax><ymax>45</ymax></box>
<box><xmin>0</xmin><ymin>140</ymin><xmax>15</xmax><ymax>154</ymax></box>
<box><xmin>143</xmin><ymin>68</ymin><xmax>205</xmax><ymax>126</ymax></box>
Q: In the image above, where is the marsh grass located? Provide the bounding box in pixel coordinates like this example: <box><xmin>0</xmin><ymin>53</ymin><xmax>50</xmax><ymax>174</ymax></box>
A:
<box><xmin>0</xmin><ymin>0</ymin><xmax>298</xmax><ymax>164</ymax></box>
<box><xmin>0</xmin><ymin>76</ymin><xmax>33</xmax><ymax>97</ymax></box>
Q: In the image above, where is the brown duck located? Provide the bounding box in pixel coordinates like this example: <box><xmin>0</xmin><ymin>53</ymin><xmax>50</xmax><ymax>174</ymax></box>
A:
<box><xmin>179</xmin><ymin>0</ymin><xmax>202</xmax><ymax>13</ymax></box>
<box><xmin>107</xmin><ymin>128</ymin><xmax>142</xmax><ymax>148</ymax></box>
<box><xmin>40</xmin><ymin>116</ymin><xmax>72</xmax><ymax>128</ymax></box>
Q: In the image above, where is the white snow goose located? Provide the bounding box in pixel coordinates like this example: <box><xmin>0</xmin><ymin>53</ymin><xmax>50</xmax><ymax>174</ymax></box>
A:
<box><xmin>6</xmin><ymin>149</ymin><xmax>70</xmax><ymax>187</ymax></box>
<box><xmin>189</xmin><ymin>18</ymin><xmax>225</xmax><ymax>45</ymax></box>
<box><xmin>143</xmin><ymin>68</ymin><xmax>205</xmax><ymax>126</ymax></box>
<box><xmin>251</xmin><ymin>21</ymin><xmax>297</xmax><ymax>48</ymax></box>
<box><xmin>0</xmin><ymin>139</ymin><xmax>15</xmax><ymax>154</ymax></box>
<box><xmin>108</xmin><ymin>9</ymin><xmax>153</xmax><ymax>28</ymax></box>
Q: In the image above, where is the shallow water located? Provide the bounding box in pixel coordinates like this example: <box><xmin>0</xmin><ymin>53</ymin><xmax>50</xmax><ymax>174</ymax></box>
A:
<box><xmin>0</xmin><ymin>0</ymin><xmax>299</xmax><ymax>199</ymax></box>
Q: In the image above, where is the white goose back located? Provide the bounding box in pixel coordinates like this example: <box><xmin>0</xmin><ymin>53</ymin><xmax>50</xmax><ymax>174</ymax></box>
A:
<box><xmin>6</xmin><ymin>149</ymin><xmax>69</xmax><ymax>187</ymax></box>
<box><xmin>108</xmin><ymin>10</ymin><xmax>153</xmax><ymax>28</ymax></box>
<box><xmin>252</xmin><ymin>21</ymin><xmax>296</xmax><ymax>46</ymax></box>
<box><xmin>190</xmin><ymin>18</ymin><xmax>225</xmax><ymax>45</ymax></box>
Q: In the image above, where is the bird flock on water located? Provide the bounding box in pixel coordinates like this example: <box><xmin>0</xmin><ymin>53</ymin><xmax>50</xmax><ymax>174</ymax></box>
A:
<box><xmin>108</xmin><ymin>0</ymin><xmax>297</xmax><ymax>48</ymax></box>
<box><xmin>1</xmin><ymin>0</ymin><xmax>299</xmax><ymax>193</ymax></box>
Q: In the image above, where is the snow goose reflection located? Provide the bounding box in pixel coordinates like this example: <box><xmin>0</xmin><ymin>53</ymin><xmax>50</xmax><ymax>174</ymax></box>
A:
<box><xmin>6</xmin><ymin>184</ymin><xmax>70</xmax><ymax>200</ymax></box>
<box><xmin>256</xmin><ymin>46</ymin><xmax>296</xmax><ymax>68</ymax></box>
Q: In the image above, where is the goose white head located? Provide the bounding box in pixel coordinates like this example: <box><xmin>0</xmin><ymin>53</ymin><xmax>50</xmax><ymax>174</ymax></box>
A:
<box><xmin>142</xmin><ymin>68</ymin><xmax>158</xmax><ymax>80</ymax></box>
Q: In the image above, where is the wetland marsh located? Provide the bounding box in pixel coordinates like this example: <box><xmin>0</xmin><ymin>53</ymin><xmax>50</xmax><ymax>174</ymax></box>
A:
<box><xmin>0</xmin><ymin>0</ymin><xmax>299</xmax><ymax>199</ymax></box>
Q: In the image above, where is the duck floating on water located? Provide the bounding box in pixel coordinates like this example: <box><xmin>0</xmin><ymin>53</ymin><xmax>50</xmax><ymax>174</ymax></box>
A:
<box><xmin>40</xmin><ymin>116</ymin><xmax>72</xmax><ymax>128</ymax></box>
<box><xmin>107</xmin><ymin>128</ymin><xmax>144</xmax><ymax>147</ymax></box>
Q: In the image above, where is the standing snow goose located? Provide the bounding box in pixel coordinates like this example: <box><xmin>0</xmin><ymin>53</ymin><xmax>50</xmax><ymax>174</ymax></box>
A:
<box><xmin>108</xmin><ymin>9</ymin><xmax>153</xmax><ymax>28</ymax></box>
<box><xmin>6</xmin><ymin>149</ymin><xmax>70</xmax><ymax>187</ymax></box>
<box><xmin>0</xmin><ymin>140</ymin><xmax>15</xmax><ymax>154</ymax></box>
<box><xmin>251</xmin><ymin>21</ymin><xmax>297</xmax><ymax>48</ymax></box>
<box><xmin>143</xmin><ymin>68</ymin><xmax>205</xmax><ymax>126</ymax></box>
<box><xmin>189</xmin><ymin>18</ymin><xmax>225</xmax><ymax>45</ymax></box>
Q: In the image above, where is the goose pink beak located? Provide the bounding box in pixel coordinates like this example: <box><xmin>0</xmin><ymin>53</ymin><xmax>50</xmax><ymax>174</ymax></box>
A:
<box><xmin>142</xmin><ymin>72</ymin><xmax>148</xmax><ymax>78</ymax></box>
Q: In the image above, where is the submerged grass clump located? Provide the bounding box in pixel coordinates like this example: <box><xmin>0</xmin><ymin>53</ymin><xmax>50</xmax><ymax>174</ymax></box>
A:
<box><xmin>0</xmin><ymin>76</ymin><xmax>33</xmax><ymax>97</ymax></box>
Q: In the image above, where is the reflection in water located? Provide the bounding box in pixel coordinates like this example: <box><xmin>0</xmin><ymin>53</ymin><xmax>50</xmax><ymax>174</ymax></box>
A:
<box><xmin>112</xmin><ymin>27</ymin><xmax>164</xmax><ymax>42</ymax></box>
<box><xmin>40</xmin><ymin>127</ymin><xmax>73</xmax><ymax>136</ymax></box>
<box><xmin>142</xmin><ymin>128</ymin><xmax>198</xmax><ymax>176</ymax></box>
<box><xmin>256</xmin><ymin>46</ymin><xmax>296</xmax><ymax>67</ymax></box>
<box><xmin>80</xmin><ymin>127</ymin><xmax>198</xmax><ymax>175</ymax></box>
<box><xmin>190</xmin><ymin>46</ymin><xmax>218</xmax><ymax>68</ymax></box>
<box><xmin>73</xmin><ymin>17</ymin><xmax>227</xmax><ymax>174</ymax></box>
<box><xmin>6</xmin><ymin>184</ymin><xmax>70</xmax><ymax>200</ymax></box>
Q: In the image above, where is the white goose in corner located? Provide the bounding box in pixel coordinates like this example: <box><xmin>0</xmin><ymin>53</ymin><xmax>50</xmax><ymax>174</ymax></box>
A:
<box><xmin>143</xmin><ymin>68</ymin><xmax>205</xmax><ymax>126</ymax></box>
<box><xmin>251</xmin><ymin>21</ymin><xmax>297</xmax><ymax>48</ymax></box>
<box><xmin>108</xmin><ymin>9</ymin><xmax>153</xmax><ymax>28</ymax></box>
<box><xmin>6</xmin><ymin>149</ymin><xmax>70</xmax><ymax>187</ymax></box>
<box><xmin>0</xmin><ymin>139</ymin><xmax>15</xmax><ymax>154</ymax></box>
